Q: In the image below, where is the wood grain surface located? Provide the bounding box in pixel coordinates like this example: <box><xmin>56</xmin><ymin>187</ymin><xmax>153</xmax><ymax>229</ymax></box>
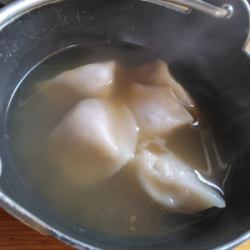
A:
<box><xmin>0</xmin><ymin>208</ymin><xmax>249</xmax><ymax>249</ymax></box>
<box><xmin>238</xmin><ymin>241</ymin><xmax>250</xmax><ymax>250</ymax></box>
<box><xmin>0</xmin><ymin>208</ymin><xmax>72</xmax><ymax>250</ymax></box>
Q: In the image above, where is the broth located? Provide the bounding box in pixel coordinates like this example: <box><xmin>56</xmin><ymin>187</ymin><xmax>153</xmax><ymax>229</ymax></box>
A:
<box><xmin>8</xmin><ymin>44</ymin><xmax>227</xmax><ymax>237</ymax></box>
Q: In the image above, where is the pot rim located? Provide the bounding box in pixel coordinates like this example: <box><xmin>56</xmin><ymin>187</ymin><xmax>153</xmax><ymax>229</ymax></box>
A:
<box><xmin>0</xmin><ymin>0</ymin><xmax>250</xmax><ymax>53</ymax></box>
<box><xmin>0</xmin><ymin>0</ymin><xmax>249</xmax><ymax>249</ymax></box>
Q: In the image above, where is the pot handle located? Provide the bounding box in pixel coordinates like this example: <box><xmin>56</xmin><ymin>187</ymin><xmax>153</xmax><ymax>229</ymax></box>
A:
<box><xmin>142</xmin><ymin>0</ymin><xmax>233</xmax><ymax>18</ymax></box>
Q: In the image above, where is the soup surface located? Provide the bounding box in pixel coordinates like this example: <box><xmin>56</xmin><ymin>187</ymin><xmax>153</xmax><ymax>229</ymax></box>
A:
<box><xmin>8</xmin><ymin>44</ymin><xmax>227</xmax><ymax>236</ymax></box>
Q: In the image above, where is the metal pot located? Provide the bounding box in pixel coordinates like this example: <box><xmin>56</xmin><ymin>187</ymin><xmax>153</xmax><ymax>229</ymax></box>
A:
<box><xmin>0</xmin><ymin>0</ymin><xmax>250</xmax><ymax>249</ymax></box>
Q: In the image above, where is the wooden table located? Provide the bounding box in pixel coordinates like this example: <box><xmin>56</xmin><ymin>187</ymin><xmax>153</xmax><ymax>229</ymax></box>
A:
<box><xmin>0</xmin><ymin>208</ymin><xmax>249</xmax><ymax>250</ymax></box>
<box><xmin>0</xmin><ymin>209</ymin><xmax>71</xmax><ymax>250</ymax></box>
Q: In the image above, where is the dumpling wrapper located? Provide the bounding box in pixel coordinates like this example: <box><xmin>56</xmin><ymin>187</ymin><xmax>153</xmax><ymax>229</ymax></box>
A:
<box><xmin>133</xmin><ymin>149</ymin><xmax>225</xmax><ymax>213</ymax></box>
<box><xmin>38</xmin><ymin>61</ymin><xmax>116</xmax><ymax>112</ymax></box>
<box><xmin>50</xmin><ymin>98</ymin><xmax>138</xmax><ymax>186</ymax></box>
<box><xmin>126</xmin><ymin>83</ymin><xmax>193</xmax><ymax>138</ymax></box>
<box><xmin>128</xmin><ymin>60</ymin><xmax>194</xmax><ymax>107</ymax></box>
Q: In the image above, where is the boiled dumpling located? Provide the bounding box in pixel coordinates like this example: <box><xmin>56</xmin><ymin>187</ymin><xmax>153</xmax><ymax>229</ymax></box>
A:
<box><xmin>128</xmin><ymin>60</ymin><xmax>194</xmax><ymax>107</ymax></box>
<box><xmin>126</xmin><ymin>83</ymin><xmax>193</xmax><ymax>138</ymax></box>
<box><xmin>132</xmin><ymin>149</ymin><xmax>225</xmax><ymax>213</ymax></box>
<box><xmin>41</xmin><ymin>60</ymin><xmax>115</xmax><ymax>98</ymax></box>
<box><xmin>39</xmin><ymin>61</ymin><xmax>116</xmax><ymax>112</ymax></box>
<box><xmin>49</xmin><ymin>98</ymin><xmax>138</xmax><ymax>186</ymax></box>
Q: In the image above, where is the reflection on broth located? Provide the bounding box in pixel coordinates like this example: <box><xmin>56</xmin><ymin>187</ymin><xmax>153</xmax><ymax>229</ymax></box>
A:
<box><xmin>9</xmin><ymin>44</ymin><xmax>227</xmax><ymax>237</ymax></box>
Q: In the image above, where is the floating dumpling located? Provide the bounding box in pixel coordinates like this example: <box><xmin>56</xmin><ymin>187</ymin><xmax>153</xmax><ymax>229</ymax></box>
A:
<box><xmin>126</xmin><ymin>83</ymin><xmax>193</xmax><ymax>138</ymax></box>
<box><xmin>128</xmin><ymin>60</ymin><xmax>194</xmax><ymax>107</ymax></box>
<box><xmin>39</xmin><ymin>61</ymin><xmax>116</xmax><ymax>112</ymax></box>
<box><xmin>50</xmin><ymin>98</ymin><xmax>138</xmax><ymax>186</ymax></box>
<box><xmin>133</xmin><ymin>149</ymin><xmax>225</xmax><ymax>213</ymax></box>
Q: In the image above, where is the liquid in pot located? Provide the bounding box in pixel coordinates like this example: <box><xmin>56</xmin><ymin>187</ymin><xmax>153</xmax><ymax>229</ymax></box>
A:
<box><xmin>8</xmin><ymin>44</ymin><xmax>228</xmax><ymax>236</ymax></box>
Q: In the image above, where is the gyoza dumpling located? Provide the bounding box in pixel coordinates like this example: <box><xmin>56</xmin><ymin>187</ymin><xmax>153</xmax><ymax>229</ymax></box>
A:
<box><xmin>133</xmin><ymin>149</ymin><xmax>225</xmax><ymax>213</ymax></box>
<box><xmin>126</xmin><ymin>83</ymin><xmax>193</xmax><ymax>138</ymax></box>
<box><xmin>129</xmin><ymin>60</ymin><xmax>194</xmax><ymax>107</ymax></box>
<box><xmin>50</xmin><ymin>98</ymin><xmax>138</xmax><ymax>186</ymax></box>
<box><xmin>39</xmin><ymin>61</ymin><xmax>116</xmax><ymax>112</ymax></box>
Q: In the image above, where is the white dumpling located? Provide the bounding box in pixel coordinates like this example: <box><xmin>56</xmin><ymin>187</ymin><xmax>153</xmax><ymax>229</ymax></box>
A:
<box><xmin>39</xmin><ymin>61</ymin><xmax>116</xmax><ymax>112</ymax></box>
<box><xmin>49</xmin><ymin>98</ymin><xmax>138</xmax><ymax>186</ymax></box>
<box><xmin>133</xmin><ymin>149</ymin><xmax>225</xmax><ymax>213</ymax></box>
<box><xmin>128</xmin><ymin>60</ymin><xmax>194</xmax><ymax>107</ymax></box>
<box><xmin>126</xmin><ymin>83</ymin><xmax>193</xmax><ymax>138</ymax></box>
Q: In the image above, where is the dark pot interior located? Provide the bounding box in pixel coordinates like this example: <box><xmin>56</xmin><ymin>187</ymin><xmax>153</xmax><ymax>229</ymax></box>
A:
<box><xmin>0</xmin><ymin>0</ymin><xmax>250</xmax><ymax>249</ymax></box>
